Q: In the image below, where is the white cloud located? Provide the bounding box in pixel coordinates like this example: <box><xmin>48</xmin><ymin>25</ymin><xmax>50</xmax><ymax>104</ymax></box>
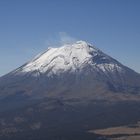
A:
<box><xmin>45</xmin><ymin>32</ymin><xmax>78</xmax><ymax>47</ymax></box>
<box><xmin>59</xmin><ymin>32</ymin><xmax>77</xmax><ymax>45</ymax></box>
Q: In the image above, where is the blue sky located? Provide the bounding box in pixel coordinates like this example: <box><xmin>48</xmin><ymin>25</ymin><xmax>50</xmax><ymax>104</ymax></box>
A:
<box><xmin>0</xmin><ymin>0</ymin><xmax>140</xmax><ymax>76</ymax></box>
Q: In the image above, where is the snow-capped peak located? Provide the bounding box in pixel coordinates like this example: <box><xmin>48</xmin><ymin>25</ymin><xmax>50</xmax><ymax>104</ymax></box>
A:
<box><xmin>15</xmin><ymin>41</ymin><xmax>123</xmax><ymax>76</ymax></box>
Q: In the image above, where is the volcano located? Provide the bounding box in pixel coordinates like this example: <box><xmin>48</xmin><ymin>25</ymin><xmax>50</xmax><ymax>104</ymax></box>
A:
<box><xmin>0</xmin><ymin>41</ymin><xmax>140</xmax><ymax>140</ymax></box>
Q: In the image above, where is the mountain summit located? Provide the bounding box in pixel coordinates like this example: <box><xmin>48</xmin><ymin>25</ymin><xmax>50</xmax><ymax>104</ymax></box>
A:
<box><xmin>15</xmin><ymin>41</ymin><xmax>123</xmax><ymax>76</ymax></box>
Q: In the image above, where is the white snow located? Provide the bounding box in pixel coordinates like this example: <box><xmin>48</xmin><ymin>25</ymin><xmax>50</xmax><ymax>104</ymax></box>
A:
<box><xmin>97</xmin><ymin>63</ymin><xmax>122</xmax><ymax>72</ymax></box>
<box><xmin>16</xmin><ymin>41</ymin><xmax>123</xmax><ymax>76</ymax></box>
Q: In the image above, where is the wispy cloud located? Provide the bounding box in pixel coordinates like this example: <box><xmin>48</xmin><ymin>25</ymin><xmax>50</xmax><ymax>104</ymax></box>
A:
<box><xmin>59</xmin><ymin>32</ymin><xmax>77</xmax><ymax>45</ymax></box>
<box><xmin>45</xmin><ymin>32</ymin><xmax>78</xmax><ymax>47</ymax></box>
